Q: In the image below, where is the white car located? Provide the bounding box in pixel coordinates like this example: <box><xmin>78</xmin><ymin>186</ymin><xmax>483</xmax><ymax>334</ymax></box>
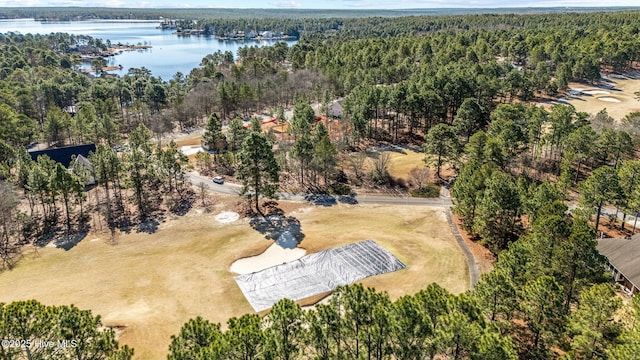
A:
<box><xmin>212</xmin><ymin>176</ymin><xmax>224</xmax><ymax>185</ymax></box>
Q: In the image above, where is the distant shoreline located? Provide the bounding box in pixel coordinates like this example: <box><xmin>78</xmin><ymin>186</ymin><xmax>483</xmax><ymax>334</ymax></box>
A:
<box><xmin>2</xmin><ymin>6</ymin><xmax>640</xmax><ymax>23</ymax></box>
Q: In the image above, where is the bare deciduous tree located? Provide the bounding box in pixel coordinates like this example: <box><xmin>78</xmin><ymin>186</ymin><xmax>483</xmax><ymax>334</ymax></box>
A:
<box><xmin>373</xmin><ymin>152</ymin><xmax>391</xmax><ymax>183</ymax></box>
<box><xmin>409</xmin><ymin>167</ymin><xmax>430</xmax><ymax>189</ymax></box>
<box><xmin>198</xmin><ymin>181</ymin><xmax>210</xmax><ymax>211</ymax></box>
<box><xmin>348</xmin><ymin>152</ymin><xmax>367</xmax><ymax>180</ymax></box>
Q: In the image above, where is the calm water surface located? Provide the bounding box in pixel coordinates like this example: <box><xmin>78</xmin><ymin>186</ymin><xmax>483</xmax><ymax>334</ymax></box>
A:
<box><xmin>0</xmin><ymin>19</ymin><xmax>297</xmax><ymax>81</ymax></box>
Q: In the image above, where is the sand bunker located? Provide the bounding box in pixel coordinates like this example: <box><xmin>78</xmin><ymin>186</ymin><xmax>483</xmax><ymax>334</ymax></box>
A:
<box><xmin>215</xmin><ymin>211</ymin><xmax>240</xmax><ymax>224</ymax></box>
<box><xmin>230</xmin><ymin>243</ymin><xmax>306</xmax><ymax>274</ymax></box>
<box><xmin>179</xmin><ymin>145</ymin><xmax>206</xmax><ymax>156</ymax></box>
<box><xmin>583</xmin><ymin>90</ymin><xmax>611</xmax><ymax>95</ymax></box>
<box><xmin>598</xmin><ymin>96</ymin><xmax>622</xmax><ymax>103</ymax></box>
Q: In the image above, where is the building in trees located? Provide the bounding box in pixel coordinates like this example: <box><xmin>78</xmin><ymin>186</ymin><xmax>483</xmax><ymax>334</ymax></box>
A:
<box><xmin>597</xmin><ymin>235</ymin><xmax>640</xmax><ymax>295</ymax></box>
<box><xmin>28</xmin><ymin>143</ymin><xmax>96</xmax><ymax>168</ymax></box>
<box><xmin>28</xmin><ymin>143</ymin><xmax>97</xmax><ymax>185</ymax></box>
<box><xmin>329</xmin><ymin>100</ymin><xmax>343</xmax><ymax>119</ymax></box>
<box><xmin>69</xmin><ymin>154</ymin><xmax>95</xmax><ymax>185</ymax></box>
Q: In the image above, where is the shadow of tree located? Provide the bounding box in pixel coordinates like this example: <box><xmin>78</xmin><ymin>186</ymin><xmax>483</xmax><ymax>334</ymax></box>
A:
<box><xmin>169</xmin><ymin>189</ymin><xmax>196</xmax><ymax>216</ymax></box>
<box><xmin>338</xmin><ymin>195</ymin><xmax>358</xmax><ymax>205</ymax></box>
<box><xmin>169</xmin><ymin>197</ymin><xmax>193</xmax><ymax>216</ymax></box>
<box><xmin>249</xmin><ymin>215</ymin><xmax>305</xmax><ymax>249</ymax></box>
<box><xmin>54</xmin><ymin>231</ymin><xmax>88</xmax><ymax>251</ymax></box>
<box><xmin>137</xmin><ymin>218</ymin><xmax>160</xmax><ymax>234</ymax></box>
<box><xmin>304</xmin><ymin>194</ymin><xmax>337</xmax><ymax>207</ymax></box>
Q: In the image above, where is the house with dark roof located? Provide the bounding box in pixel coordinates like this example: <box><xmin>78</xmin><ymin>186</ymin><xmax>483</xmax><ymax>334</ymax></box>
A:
<box><xmin>597</xmin><ymin>235</ymin><xmax>640</xmax><ymax>295</ymax></box>
<box><xmin>29</xmin><ymin>144</ymin><xmax>96</xmax><ymax>168</ymax></box>
<box><xmin>29</xmin><ymin>144</ymin><xmax>97</xmax><ymax>185</ymax></box>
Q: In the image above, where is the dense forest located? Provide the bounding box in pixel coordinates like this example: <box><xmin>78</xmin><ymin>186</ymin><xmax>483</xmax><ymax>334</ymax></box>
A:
<box><xmin>2</xmin><ymin>7</ymin><xmax>634</xmax><ymax>21</ymax></box>
<box><xmin>1</xmin><ymin>8</ymin><xmax>640</xmax><ymax>359</ymax></box>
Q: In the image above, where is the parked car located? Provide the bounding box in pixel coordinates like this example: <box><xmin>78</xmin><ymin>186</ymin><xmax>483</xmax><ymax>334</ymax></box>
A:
<box><xmin>212</xmin><ymin>176</ymin><xmax>224</xmax><ymax>184</ymax></box>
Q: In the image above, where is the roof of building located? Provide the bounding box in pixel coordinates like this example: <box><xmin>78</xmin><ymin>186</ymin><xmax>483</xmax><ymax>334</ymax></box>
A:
<box><xmin>73</xmin><ymin>154</ymin><xmax>94</xmax><ymax>171</ymax></box>
<box><xmin>329</xmin><ymin>101</ymin><xmax>343</xmax><ymax>118</ymax></box>
<box><xmin>597</xmin><ymin>234</ymin><xmax>640</xmax><ymax>289</ymax></box>
<box><xmin>29</xmin><ymin>144</ymin><xmax>96</xmax><ymax>168</ymax></box>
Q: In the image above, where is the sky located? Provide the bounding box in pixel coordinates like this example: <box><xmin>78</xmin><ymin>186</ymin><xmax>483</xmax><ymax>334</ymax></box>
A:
<box><xmin>0</xmin><ymin>0</ymin><xmax>638</xmax><ymax>9</ymax></box>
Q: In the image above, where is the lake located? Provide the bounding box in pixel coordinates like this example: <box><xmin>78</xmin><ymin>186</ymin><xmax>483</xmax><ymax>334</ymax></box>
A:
<box><xmin>0</xmin><ymin>19</ymin><xmax>298</xmax><ymax>81</ymax></box>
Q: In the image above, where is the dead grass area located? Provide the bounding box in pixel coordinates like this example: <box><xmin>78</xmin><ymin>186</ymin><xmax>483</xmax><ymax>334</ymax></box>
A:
<box><xmin>452</xmin><ymin>214</ymin><xmax>496</xmax><ymax>275</ymax></box>
<box><xmin>292</xmin><ymin>205</ymin><xmax>468</xmax><ymax>299</ymax></box>
<box><xmin>385</xmin><ymin>150</ymin><xmax>426</xmax><ymax>180</ymax></box>
<box><xmin>165</xmin><ymin>131</ymin><xmax>203</xmax><ymax>148</ymax></box>
<box><xmin>0</xmin><ymin>201</ymin><xmax>464</xmax><ymax>359</ymax></box>
<box><xmin>565</xmin><ymin>79</ymin><xmax>640</xmax><ymax>120</ymax></box>
<box><xmin>362</xmin><ymin>149</ymin><xmax>430</xmax><ymax>182</ymax></box>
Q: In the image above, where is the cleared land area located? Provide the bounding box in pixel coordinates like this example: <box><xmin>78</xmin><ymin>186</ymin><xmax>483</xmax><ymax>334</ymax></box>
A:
<box><xmin>0</xmin><ymin>203</ymin><xmax>466</xmax><ymax>359</ymax></box>
<box><xmin>365</xmin><ymin>148</ymin><xmax>426</xmax><ymax>180</ymax></box>
<box><xmin>564</xmin><ymin>78</ymin><xmax>640</xmax><ymax>120</ymax></box>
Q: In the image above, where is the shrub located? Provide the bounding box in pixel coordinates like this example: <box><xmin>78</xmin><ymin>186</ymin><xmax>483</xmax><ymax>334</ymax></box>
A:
<box><xmin>329</xmin><ymin>182</ymin><xmax>352</xmax><ymax>195</ymax></box>
<box><xmin>410</xmin><ymin>183</ymin><xmax>440</xmax><ymax>198</ymax></box>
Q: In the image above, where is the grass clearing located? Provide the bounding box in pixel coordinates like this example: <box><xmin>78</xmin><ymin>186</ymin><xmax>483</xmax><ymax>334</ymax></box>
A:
<box><xmin>0</xmin><ymin>202</ymin><xmax>466</xmax><ymax>359</ymax></box>
<box><xmin>365</xmin><ymin>149</ymin><xmax>426</xmax><ymax>181</ymax></box>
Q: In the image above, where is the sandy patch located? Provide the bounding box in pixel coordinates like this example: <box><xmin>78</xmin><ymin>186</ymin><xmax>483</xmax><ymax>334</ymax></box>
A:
<box><xmin>215</xmin><ymin>211</ymin><xmax>239</xmax><ymax>224</ymax></box>
<box><xmin>598</xmin><ymin>96</ymin><xmax>622</xmax><ymax>103</ymax></box>
<box><xmin>291</xmin><ymin>207</ymin><xmax>314</xmax><ymax>215</ymax></box>
<box><xmin>302</xmin><ymin>294</ymin><xmax>332</xmax><ymax>311</ymax></box>
<box><xmin>179</xmin><ymin>145</ymin><xmax>206</xmax><ymax>156</ymax></box>
<box><xmin>583</xmin><ymin>90</ymin><xmax>611</xmax><ymax>95</ymax></box>
<box><xmin>230</xmin><ymin>243</ymin><xmax>307</xmax><ymax>274</ymax></box>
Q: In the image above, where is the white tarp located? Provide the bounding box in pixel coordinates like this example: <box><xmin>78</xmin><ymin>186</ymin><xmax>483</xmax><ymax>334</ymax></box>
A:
<box><xmin>234</xmin><ymin>240</ymin><xmax>406</xmax><ymax>312</ymax></box>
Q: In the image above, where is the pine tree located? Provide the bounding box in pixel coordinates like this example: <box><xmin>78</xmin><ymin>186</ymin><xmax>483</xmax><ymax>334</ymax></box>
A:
<box><xmin>424</xmin><ymin>124</ymin><xmax>460</xmax><ymax>180</ymax></box>
<box><xmin>312</xmin><ymin>122</ymin><xmax>337</xmax><ymax>187</ymax></box>
<box><xmin>567</xmin><ymin>284</ymin><xmax>622</xmax><ymax>359</ymax></box>
<box><xmin>264</xmin><ymin>299</ymin><xmax>304</xmax><ymax>360</ymax></box>
<box><xmin>473</xmin><ymin>170</ymin><xmax>521</xmax><ymax>253</ymax></box>
<box><xmin>168</xmin><ymin>317</ymin><xmax>226</xmax><ymax>360</ymax></box>
<box><xmin>124</xmin><ymin>123</ymin><xmax>154</xmax><ymax>218</ymax></box>
<box><xmin>291</xmin><ymin>134</ymin><xmax>313</xmax><ymax>187</ymax></box>
<box><xmin>237</xmin><ymin>132</ymin><xmax>280</xmax><ymax>215</ymax></box>
<box><xmin>227</xmin><ymin>117</ymin><xmax>246</xmax><ymax>152</ymax></box>
<box><xmin>579</xmin><ymin>166</ymin><xmax>622</xmax><ymax>232</ymax></box>
<box><xmin>202</xmin><ymin>113</ymin><xmax>226</xmax><ymax>153</ymax></box>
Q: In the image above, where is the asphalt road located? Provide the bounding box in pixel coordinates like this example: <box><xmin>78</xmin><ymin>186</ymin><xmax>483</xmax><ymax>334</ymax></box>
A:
<box><xmin>567</xmin><ymin>202</ymin><xmax>640</xmax><ymax>230</ymax></box>
<box><xmin>187</xmin><ymin>172</ymin><xmax>243</xmax><ymax>196</ymax></box>
<box><xmin>186</xmin><ymin>172</ymin><xmax>453</xmax><ymax>207</ymax></box>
